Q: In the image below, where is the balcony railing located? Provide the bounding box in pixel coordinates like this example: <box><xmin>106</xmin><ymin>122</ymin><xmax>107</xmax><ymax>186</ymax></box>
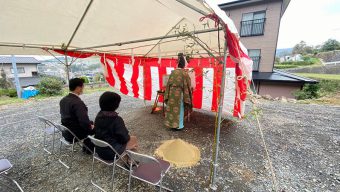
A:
<box><xmin>250</xmin><ymin>56</ymin><xmax>261</xmax><ymax>71</ymax></box>
<box><xmin>240</xmin><ymin>18</ymin><xmax>266</xmax><ymax>37</ymax></box>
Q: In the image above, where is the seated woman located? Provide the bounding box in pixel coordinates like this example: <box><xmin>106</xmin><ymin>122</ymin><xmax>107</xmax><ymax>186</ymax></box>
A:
<box><xmin>94</xmin><ymin>91</ymin><xmax>138</xmax><ymax>160</ymax></box>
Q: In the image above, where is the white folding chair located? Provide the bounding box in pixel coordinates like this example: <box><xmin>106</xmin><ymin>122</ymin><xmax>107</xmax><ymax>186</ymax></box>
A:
<box><xmin>87</xmin><ymin>136</ymin><xmax>129</xmax><ymax>192</ymax></box>
<box><xmin>37</xmin><ymin>116</ymin><xmax>61</xmax><ymax>155</ymax></box>
<box><xmin>55</xmin><ymin>124</ymin><xmax>93</xmax><ymax>169</ymax></box>
<box><xmin>126</xmin><ymin>150</ymin><xmax>172</xmax><ymax>192</ymax></box>
<box><xmin>0</xmin><ymin>159</ymin><xmax>24</xmax><ymax>192</ymax></box>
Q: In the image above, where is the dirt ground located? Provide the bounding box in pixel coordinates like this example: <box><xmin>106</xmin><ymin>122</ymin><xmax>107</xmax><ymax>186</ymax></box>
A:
<box><xmin>0</xmin><ymin>91</ymin><xmax>339</xmax><ymax>192</ymax></box>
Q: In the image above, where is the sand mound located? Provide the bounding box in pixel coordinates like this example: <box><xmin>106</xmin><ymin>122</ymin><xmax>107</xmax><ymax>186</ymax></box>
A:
<box><xmin>155</xmin><ymin>139</ymin><xmax>200</xmax><ymax>168</ymax></box>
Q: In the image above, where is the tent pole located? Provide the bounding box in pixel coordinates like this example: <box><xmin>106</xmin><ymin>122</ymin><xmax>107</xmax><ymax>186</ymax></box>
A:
<box><xmin>209</xmin><ymin>30</ymin><xmax>228</xmax><ymax>190</ymax></box>
<box><xmin>175</xmin><ymin>0</ymin><xmax>208</xmax><ymax>15</ymax></box>
<box><xmin>65</xmin><ymin>53</ymin><xmax>70</xmax><ymax>84</ymax></box>
<box><xmin>143</xmin><ymin>18</ymin><xmax>185</xmax><ymax>57</ymax></box>
<box><xmin>45</xmin><ymin>49</ymin><xmax>66</xmax><ymax>65</ymax></box>
<box><xmin>65</xmin><ymin>0</ymin><xmax>93</xmax><ymax>50</ymax></box>
<box><xmin>73</xmin><ymin>28</ymin><xmax>221</xmax><ymax>51</ymax></box>
<box><xmin>11</xmin><ymin>55</ymin><xmax>21</xmax><ymax>98</ymax></box>
<box><xmin>190</xmin><ymin>37</ymin><xmax>221</xmax><ymax>60</ymax></box>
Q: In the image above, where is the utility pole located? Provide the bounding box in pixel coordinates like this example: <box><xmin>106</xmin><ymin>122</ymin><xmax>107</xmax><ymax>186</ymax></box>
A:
<box><xmin>11</xmin><ymin>55</ymin><xmax>21</xmax><ymax>98</ymax></box>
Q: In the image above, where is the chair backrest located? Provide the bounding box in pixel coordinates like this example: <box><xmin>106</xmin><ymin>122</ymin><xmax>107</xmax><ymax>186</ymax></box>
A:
<box><xmin>126</xmin><ymin>150</ymin><xmax>160</xmax><ymax>165</ymax></box>
<box><xmin>55</xmin><ymin>124</ymin><xmax>78</xmax><ymax>140</ymax></box>
<box><xmin>88</xmin><ymin>135</ymin><xmax>120</xmax><ymax>155</ymax></box>
<box><xmin>37</xmin><ymin>116</ymin><xmax>56</xmax><ymax>127</ymax></box>
<box><xmin>88</xmin><ymin>135</ymin><xmax>111</xmax><ymax>148</ymax></box>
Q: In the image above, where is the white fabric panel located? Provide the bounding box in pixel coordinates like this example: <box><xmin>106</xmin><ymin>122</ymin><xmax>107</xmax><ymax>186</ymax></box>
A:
<box><xmin>201</xmin><ymin>68</ymin><xmax>214</xmax><ymax>111</ymax></box>
<box><xmin>106</xmin><ymin>59</ymin><xmax>121</xmax><ymax>91</ymax></box>
<box><xmin>137</xmin><ymin>66</ymin><xmax>144</xmax><ymax>99</ymax></box>
<box><xmin>166</xmin><ymin>67</ymin><xmax>175</xmax><ymax>75</ymax></box>
<box><xmin>223</xmin><ymin>68</ymin><xmax>236</xmax><ymax>115</ymax></box>
<box><xmin>123</xmin><ymin>64</ymin><xmax>134</xmax><ymax>97</ymax></box>
<box><xmin>150</xmin><ymin>67</ymin><xmax>160</xmax><ymax>100</ymax></box>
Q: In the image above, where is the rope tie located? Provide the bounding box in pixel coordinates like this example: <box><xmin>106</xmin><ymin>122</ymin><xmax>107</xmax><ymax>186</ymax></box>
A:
<box><xmin>199</xmin><ymin>13</ymin><xmax>220</xmax><ymax>28</ymax></box>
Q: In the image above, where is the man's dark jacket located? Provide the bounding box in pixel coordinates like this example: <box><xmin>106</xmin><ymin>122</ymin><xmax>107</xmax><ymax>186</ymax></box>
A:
<box><xmin>60</xmin><ymin>93</ymin><xmax>93</xmax><ymax>141</ymax></box>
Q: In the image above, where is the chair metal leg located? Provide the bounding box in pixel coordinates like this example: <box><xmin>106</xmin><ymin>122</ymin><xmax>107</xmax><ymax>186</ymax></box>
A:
<box><xmin>58</xmin><ymin>141</ymin><xmax>70</xmax><ymax>169</ymax></box>
<box><xmin>51</xmin><ymin>129</ymin><xmax>56</xmax><ymax>155</ymax></box>
<box><xmin>90</xmin><ymin>150</ymin><xmax>107</xmax><ymax>192</ymax></box>
<box><xmin>43</xmin><ymin>132</ymin><xmax>52</xmax><ymax>155</ymax></box>
<box><xmin>91</xmin><ymin>156</ymin><xmax>95</xmax><ymax>181</ymax></box>
<box><xmin>151</xmin><ymin>94</ymin><xmax>159</xmax><ymax>114</ymax></box>
<box><xmin>162</xmin><ymin>99</ymin><xmax>165</xmax><ymax>116</ymax></box>
<box><xmin>1</xmin><ymin>174</ymin><xmax>24</xmax><ymax>192</ymax></box>
<box><xmin>111</xmin><ymin>156</ymin><xmax>116</xmax><ymax>191</ymax></box>
<box><xmin>128</xmin><ymin>162</ymin><xmax>133</xmax><ymax>192</ymax></box>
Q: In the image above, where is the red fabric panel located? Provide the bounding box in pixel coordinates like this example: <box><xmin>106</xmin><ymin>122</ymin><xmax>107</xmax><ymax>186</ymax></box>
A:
<box><xmin>53</xmin><ymin>50</ymin><xmax>94</xmax><ymax>58</ymax></box>
<box><xmin>114</xmin><ymin>59</ymin><xmax>129</xmax><ymax>95</ymax></box>
<box><xmin>211</xmin><ymin>63</ymin><xmax>223</xmax><ymax>112</ymax></box>
<box><xmin>143</xmin><ymin>62</ymin><xmax>152</xmax><ymax>101</ymax></box>
<box><xmin>131</xmin><ymin>60</ymin><xmax>140</xmax><ymax>98</ymax></box>
<box><xmin>233</xmin><ymin>64</ymin><xmax>245</xmax><ymax>117</ymax></box>
<box><xmin>192</xmin><ymin>67</ymin><xmax>203</xmax><ymax>109</ymax></box>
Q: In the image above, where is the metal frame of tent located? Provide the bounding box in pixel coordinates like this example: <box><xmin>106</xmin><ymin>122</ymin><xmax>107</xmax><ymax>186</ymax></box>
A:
<box><xmin>0</xmin><ymin>0</ymin><xmax>233</xmax><ymax>190</ymax></box>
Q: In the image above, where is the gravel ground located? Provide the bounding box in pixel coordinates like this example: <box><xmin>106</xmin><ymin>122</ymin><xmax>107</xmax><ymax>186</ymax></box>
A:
<box><xmin>0</xmin><ymin>92</ymin><xmax>339</xmax><ymax>192</ymax></box>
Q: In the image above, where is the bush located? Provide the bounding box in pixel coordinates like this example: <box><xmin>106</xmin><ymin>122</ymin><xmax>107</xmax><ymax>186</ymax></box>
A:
<box><xmin>94</xmin><ymin>73</ymin><xmax>104</xmax><ymax>82</ymax></box>
<box><xmin>38</xmin><ymin>77</ymin><xmax>64</xmax><ymax>96</ymax></box>
<box><xmin>80</xmin><ymin>76</ymin><xmax>90</xmax><ymax>84</ymax></box>
<box><xmin>294</xmin><ymin>84</ymin><xmax>321</xmax><ymax>100</ymax></box>
<box><xmin>7</xmin><ymin>89</ymin><xmax>18</xmax><ymax>97</ymax></box>
<box><xmin>0</xmin><ymin>89</ymin><xmax>17</xmax><ymax>97</ymax></box>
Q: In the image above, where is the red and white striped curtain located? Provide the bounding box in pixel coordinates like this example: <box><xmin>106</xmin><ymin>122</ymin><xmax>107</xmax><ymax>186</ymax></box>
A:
<box><xmin>99</xmin><ymin>54</ymin><xmax>238</xmax><ymax>116</ymax></box>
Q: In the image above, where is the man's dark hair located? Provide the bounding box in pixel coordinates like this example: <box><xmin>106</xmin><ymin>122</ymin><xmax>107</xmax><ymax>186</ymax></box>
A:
<box><xmin>177</xmin><ymin>53</ymin><xmax>186</xmax><ymax>68</ymax></box>
<box><xmin>69</xmin><ymin>78</ymin><xmax>85</xmax><ymax>91</ymax></box>
<box><xmin>99</xmin><ymin>91</ymin><xmax>121</xmax><ymax>111</ymax></box>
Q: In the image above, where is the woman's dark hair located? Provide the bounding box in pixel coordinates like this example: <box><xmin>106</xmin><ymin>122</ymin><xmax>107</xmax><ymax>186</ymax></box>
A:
<box><xmin>69</xmin><ymin>78</ymin><xmax>84</xmax><ymax>91</ymax></box>
<box><xmin>99</xmin><ymin>91</ymin><xmax>121</xmax><ymax>111</ymax></box>
<box><xmin>177</xmin><ymin>53</ymin><xmax>186</xmax><ymax>68</ymax></box>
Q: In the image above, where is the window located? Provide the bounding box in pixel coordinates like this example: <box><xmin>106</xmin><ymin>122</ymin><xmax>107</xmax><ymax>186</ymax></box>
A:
<box><xmin>32</xmin><ymin>71</ymin><xmax>38</xmax><ymax>76</ymax></box>
<box><xmin>248</xmin><ymin>49</ymin><xmax>261</xmax><ymax>71</ymax></box>
<box><xmin>10</xmin><ymin>67</ymin><xmax>25</xmax><ymax>74</ymax></box>
<box><xmin>240</xmin><ymin>11</ymin><xmax>266</xmax><ymax>37</ymax></box>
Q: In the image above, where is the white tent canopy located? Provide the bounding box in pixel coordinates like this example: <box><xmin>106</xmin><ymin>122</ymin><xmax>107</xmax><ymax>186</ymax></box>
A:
<box><xmin>0</xmin><ymin>0</ymin><xmax>227</xmax><ymax>57</ymax></box>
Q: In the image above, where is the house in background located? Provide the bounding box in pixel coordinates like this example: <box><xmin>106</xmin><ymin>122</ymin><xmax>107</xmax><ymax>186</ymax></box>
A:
<box><xmin>220</xmin><ymin>0</ymin><xmax>317</xmax><ymax>98</ymax></box>
<box><xmin>0</xmin><ymin>57</ymin><xmax>41</xmax><ymax>87</ymax></box>
<box><xmin>279</xmin><ymin>54</ymin><xmax>303</xmax><ymax>62</ymax></box>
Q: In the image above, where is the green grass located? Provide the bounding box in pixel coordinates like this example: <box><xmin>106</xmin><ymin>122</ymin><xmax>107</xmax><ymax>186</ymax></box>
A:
<box><xmin>0</xmin><ymin>97</ymin><xmax>24</xmax><ymax>106</ymax></box>
<box><xmin>293</xmin><ymin>73</ymin><xmax>340</xmax><ymax>105</ymax></box>
<box><xmin>0</xmin><ymin>85</ymin><xmax>112</xmax><ymax>107</ymax></box>
<box><xmin>294</xmin><ymin>73</ymin><xmax>340</xmax><ymax>81</ymax></box>
<box><xmin>274</xmin><ymin>57</ymin><xmax>322</xmax><ymax>69</ymax></box>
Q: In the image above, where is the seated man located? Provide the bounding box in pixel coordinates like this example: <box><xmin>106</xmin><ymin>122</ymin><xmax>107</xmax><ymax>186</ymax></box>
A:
<box><xmin>94</xmin><ymin>91</ymin><xmax>138</xmax><ymax>161</ymax></box>
<box><xmin>60</xmin><ymin>78</ymin><xmax>94</xmax><ymax>154</ymax></box>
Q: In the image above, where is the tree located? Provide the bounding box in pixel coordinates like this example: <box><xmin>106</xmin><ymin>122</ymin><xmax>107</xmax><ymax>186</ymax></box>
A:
<box><xmin>292</xmin><ymin>41</ymin><xmax>314</xmax><ymax>55</ymax></box>
<box><xmin>321</xmin><ymin>39</ymin><xmax>340</xmax><ymax>52</ymax></box>
<box><xmin>37</xmin><ymin>77</ymin><xmax>64</xmax><ymax>96</ymax></box>
<box><xmin>0</xmin><ymin>68</ymin><xmax>13</xmax><ymax>89</ymax></box>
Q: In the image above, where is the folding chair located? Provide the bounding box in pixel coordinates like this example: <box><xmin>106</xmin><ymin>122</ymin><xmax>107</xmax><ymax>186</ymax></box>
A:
<box><xmin>88</xmin><ymin>136</ymin><xmax>129</xmax><ymax>192</ymax></box>
<box><xmin>0</xmin><ymin>159</ymin><xmax>24</xmax><ymax>192</ymax></box>
<box><xmin>126</xmin><ymin>150</ymin><xmax>172</xmax><ymax>192</ymax></box>
<box><xmin>55</xmin><ymin>124</ymin><xmax>93</xmax><ymax>169</ymax></box>
<box><xmin>37</xmin><ymin>116</ymin><xmax>61</xmax><ymax>155</ymax></box>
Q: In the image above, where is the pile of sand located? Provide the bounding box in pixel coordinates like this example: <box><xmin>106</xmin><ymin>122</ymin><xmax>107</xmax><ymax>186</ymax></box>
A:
<box><xmin>155</xmin><ymin>139</ymin><xmax>200</xmax><ymax>168</ymax></box>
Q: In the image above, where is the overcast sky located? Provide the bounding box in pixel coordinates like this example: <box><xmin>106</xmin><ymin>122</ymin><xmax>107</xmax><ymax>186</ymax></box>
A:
<box><xmin>217</xmin><ymin>0</ymin><xmax>340</xmax><ymax>48</ymax></box>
